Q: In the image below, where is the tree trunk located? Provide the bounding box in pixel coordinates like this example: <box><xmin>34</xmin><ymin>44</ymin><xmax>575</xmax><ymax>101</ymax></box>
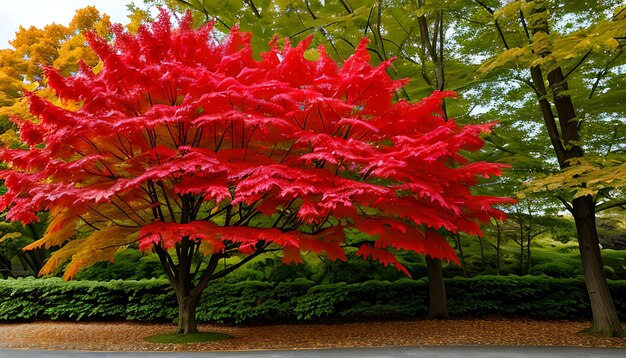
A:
<box><xmin>426</xmin><ymin>256</ymin><xmax>448</xmax><ymax>318</ymax></box>
<box><xmin>495</xmin><ymin>220</ymin><xmax>501</xmax><ymax>275</ymax></box>
<box><xmin>0</xmin><ymin>253</ymin><xmax>12</xmax><ymax>279</ymax></box>
<box><xmin>526</xmin><ymin>230</ymin><xmax>533</xmax><ymax>274</ymax></box>
<box><xmin>16</xmin><ymin>252</ymin><xmax>30</xmax><ymax>274</ymax></box>
<box><xmin>175</xmin><ymin>289</ymin><xmax>201</xmax><ymax>334</ymax></box>
<box><xmin>573</xmin><ymin>195</ymin><xmax>625</xmax><ymax>337</ymax></box>
<box><xmin>478</xmin><ymin>235</ymin><xmax>485</xmax><ymax>269</ymax></box>
<box><xmin>454</xmin><ymin>233</ymin><xmax>467</xmax><ymax>277</ymax></box>
<box><xmin>542</xmin><ymin>66</ymin><xmax>623</xmax><ymax>337</ymax></box>
<box><xmin>514</xmin><ymin>210</ymin><xmax>525</xmax><ymax>276</ymax></box>
<box><xmin>526</xmin><ymin>202</ymin><xmax>533</xmax><ymax>275</ymax></box>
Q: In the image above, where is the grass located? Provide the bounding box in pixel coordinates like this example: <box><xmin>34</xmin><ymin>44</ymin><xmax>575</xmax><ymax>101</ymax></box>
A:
<box><xmin>144</xmin><ymin>331</ymin><xmax>234</xmax><ymax>344</ymax></box>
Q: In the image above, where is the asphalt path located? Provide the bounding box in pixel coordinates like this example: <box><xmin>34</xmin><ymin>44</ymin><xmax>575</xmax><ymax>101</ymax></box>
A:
<box><xmin>1</xmin><ymin>346</ymin><xmax>624</xmax><ymax>358</ymax></box>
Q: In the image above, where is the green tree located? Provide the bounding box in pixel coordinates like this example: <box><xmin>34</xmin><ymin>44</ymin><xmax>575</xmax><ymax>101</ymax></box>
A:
<box><xmin>463</xmin><ymin>0</ymin><xmax>626</xmax><ymax>336</ymax></box>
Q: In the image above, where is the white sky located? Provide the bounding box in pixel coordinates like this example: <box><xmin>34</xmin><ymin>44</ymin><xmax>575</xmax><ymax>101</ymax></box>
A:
<box><xmin>0</xmin><ymin>0</ymin><xmax>134</xmax><ymax>49</ymax></box>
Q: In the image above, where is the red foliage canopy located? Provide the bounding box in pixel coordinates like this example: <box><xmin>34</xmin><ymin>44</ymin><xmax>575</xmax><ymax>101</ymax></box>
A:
<box><xmin>0</xmin><ymin>11</ymin><xmax>514</xmax><ymax>278</ymax></box>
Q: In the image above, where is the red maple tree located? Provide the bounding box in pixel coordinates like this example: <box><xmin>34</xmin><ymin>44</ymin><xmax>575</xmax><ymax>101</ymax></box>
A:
<box><xmin>0</xmin><ymin>11</ymin><xmax>513</xmax><ymax>334</ymax></box>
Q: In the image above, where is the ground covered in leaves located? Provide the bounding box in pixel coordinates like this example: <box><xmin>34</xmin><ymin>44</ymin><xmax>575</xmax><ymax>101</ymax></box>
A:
<box><xmin>1</xmin><ymin>319</ymin><xmax>625</xmax><ymax>352</ymax></box>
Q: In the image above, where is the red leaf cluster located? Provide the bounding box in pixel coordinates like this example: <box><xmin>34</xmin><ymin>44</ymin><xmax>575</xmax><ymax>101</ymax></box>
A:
<box><xmin>0</xmin><ymin>11</ymin><xmax>514</xmax><ymax>277</ymax></box>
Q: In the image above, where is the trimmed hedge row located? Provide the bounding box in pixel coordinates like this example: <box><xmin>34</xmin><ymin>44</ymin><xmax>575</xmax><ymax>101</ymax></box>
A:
<box><xmin>1</xmin><ymin>276</ymin><xmax>624</xmax><ymax>324</ymax></box>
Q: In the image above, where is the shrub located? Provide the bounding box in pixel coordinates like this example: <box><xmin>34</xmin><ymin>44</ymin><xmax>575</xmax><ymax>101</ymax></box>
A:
<box><xmin>75</xmin><ymin>250</ymin><xmax>163</xmax><ymax>281</ymax></box>
<box><xmin>1</xmin><ymin>276</ymin><xmax>624</xmax><ymax>324</ymax></box>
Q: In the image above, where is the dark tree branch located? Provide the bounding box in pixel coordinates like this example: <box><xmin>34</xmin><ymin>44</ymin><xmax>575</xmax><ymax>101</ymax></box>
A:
<box><xmin>339</xmin><ymin>0</ymin><xmax>353</xmax><ymax>14</ymax></box>
<box><xmin>529</xmin><ymin>65</ymin><xmax>567</xmax><ymax>164</ymax></box>
<box><xmin>473</xmin><ymin>0</ymin><xmax>494</xmax><ymax>14</ymax></box>
<box><xmin>519</xmin><ymin>10</ymin><xmax>532</xmax><ymax>45</ymax></box>
<box><xmin>589</xmin><ymin>49</ymin><xmax>623</xmax><ymax>99</ymax></box>
<box><xmin>562</xmin><ymin>49</ymin><xmax>592</xmax><ymax>83</ymax></box>
<box><xmin>473</xmin><ymin>0</ymin><xmax>510</xmax><ymax>50</ymax></box>
<box><xmin>154</xmin><ymin>243</ymin><xmax>178</xmax><ymax>282</ymax></box>
<box><xmin>597</xmin><ymin>200</ymin><xmax>626</xmax><ymax>212</ymax></box>
<box><xmin>245</xmin><ymin>0</ymin><xmax>261</xmax><ymax>18</ymax></box>
<box><xmin>557</xmin><ymin>196</ymin><xmax>574</xmax><ymax>214</ymax></box>
<box><xmin>208</xmin><ymin>245</ymin><xmax>268</xmax><ymax>281</ymax></box>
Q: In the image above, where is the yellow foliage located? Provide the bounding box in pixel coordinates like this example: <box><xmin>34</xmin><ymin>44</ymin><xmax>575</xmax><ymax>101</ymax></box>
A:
<box><xmin>478</xmin><ymin>47</ymin><xmax>535</xmax><ymax>75</ymax></box>
<box><xmin>70</xmin><ymin>6</ymin><xmax>102</xmax><ymax>32</ymax></box>
<box><xmin>93</xmin><ymin>60</ymin><xmax>104</xmax><ymax>75</ymax></box>
<box><xmin>126</xmin><ymin>7</ymin><xmax>152</xmax><ymax>34</ymax></box>
<box><xmin>38</xmin><ymin>240</ymin><xmax>83</xmax><ymax>276</ymax></box>
<box><xmin>0</xmin><ymin>130</ymin><xmax>21</xmax><ymax>147</ymax></box>
<box><xmin>24</xmin><ymin>208</ymin><xmax>77</xmax><ymax>250</ymax></box>
<box><xmin>95</xmin><ymin>14</ymin><xmax>113</xmax><ymax>38</ymax></box>
<box><xmin>524</xmin><ymin>158</ymin><xmax>626</xmax><ymax>199</ymax></box>
<box><xmin>0</xmin><ymin>49</ymin><xmax>27</xmax><ymax>78</ymax></box>
<box><xmin>63</xmin><ymin>226</ymin><xmax>139</xmax><ymax>280</ymax></box>
<box><xmin>494</xmin><ymin>1</ymin><xmax>522</xmax><ymax>20</ymax></box>
<box><xmin>53</xmin><ymin>34</ymin><xmax>99</xmax><ymax>76</ymax></box>
<box><xmin>0</xmin><ymin>96</ymin><xmax>33</xmax><ymax>122</ymax></box>
<box><xmin>70</xmin><ymin>6</ymin><xmax>112</xmax><ymax>38</ymax></box>
<box><xmin>37</xmin><ymin>225</ymin><xmax>139</xmax><ymax>278</ymax></box>
<box><xmin>0</xmin><ymin>5</ymin><xmax>119</xmax><ymax>127</ymax></box>
<box><xmin>10</xmin><ymin>24</ymin><xmax>72</xmax><ymax>80</ymax></box>
<box><xmin>0</xmin><ymin>71</ymin><xmax>22</xmax><ymax>106</ymax></box>
<box><xmin>0</xmin><ymin>232</ymin><xmax>22</xmax><ymax>244</ymax></box>
<box><xmin>530</xmin><ymin>31</ymin><xmax>550</xmax><ymax>56</ymax></box>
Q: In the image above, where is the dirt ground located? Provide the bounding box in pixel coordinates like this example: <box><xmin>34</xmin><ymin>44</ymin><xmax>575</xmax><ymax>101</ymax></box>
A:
<box><xmin>0</xmin><ymin>319</ymin><xmax>625</xmax><ymax>352</ymax></box>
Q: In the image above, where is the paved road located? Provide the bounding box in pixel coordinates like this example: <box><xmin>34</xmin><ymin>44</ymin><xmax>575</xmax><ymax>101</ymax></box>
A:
<box><xmin>1</xmin><ymin>346</ymin><xmax>624</xmax><ymax>358</ymax></box>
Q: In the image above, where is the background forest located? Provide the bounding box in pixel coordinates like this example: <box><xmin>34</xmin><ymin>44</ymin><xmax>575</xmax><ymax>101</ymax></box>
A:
<box><xmin>0</xmin><ymin>0</ymin><xmax>625</xmax><ymax>335</ymax></box>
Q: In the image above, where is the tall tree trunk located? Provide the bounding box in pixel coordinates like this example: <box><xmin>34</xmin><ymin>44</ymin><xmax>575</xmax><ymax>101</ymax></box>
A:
<box><xmin>154</xmin><ymin>241</ymin><xmax>207</xmax><ymax>336</ymax></box>
<box><xmin>526</xmin><ymin>203</ymin><xmax>533</xmax><ymax>274</ymax></box>
<box><xmin>573</xmin><ymin>195</ymin><xmax>625</xmax><ymax>337</ymax></box>
<box><xmin>546</xmin><ymin>67</ymin><xmax>623</xmax><ymax>337</ymax></box>
<box><xmin>417</xmin><ymin>5</ymin><xmax>449</xmax><ymax>319</ymax></box>
<box><xmin>426</xmin><ymin>256</ymin><xmax>448</xmax><ymax>318</ymax></box>
<box><xmin>526</xmin><ymin>230</ymin><xmax>532</xmax><ymax>274</ymax></box>
<box><xmin>514</xmin><ymin>209</ymin><xmax>525</xmax><ymax>275</ymax></box>
<box><xmin>175</xmin><ymin>289</ymin><xmax>201</xmax><ymax>334</ymax></box>
<box><xmin>517</xmin><ymin>215</ymin><xmax>524</xmax><ymax>275</ymax></box>
<box><xmin>478</xmin><ymin>235</ymin><xmax>485</xmax><ymax>269</ymax></box>
<box><xmin>495</xmin><ymin>220</ymin><xmax>501</xmax><ymax>275</ymax></box>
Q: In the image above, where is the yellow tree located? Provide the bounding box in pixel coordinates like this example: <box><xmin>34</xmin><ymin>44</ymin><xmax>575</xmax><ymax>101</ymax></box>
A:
<box><xmin>0</xmin><ymin>7</ymin><xmax>113</xmax><ymax>130</ymax></box>
<box><xmin>471</xmin><ymin>0</ymin><xmax>626</xmax><ymax>337</ymax></box>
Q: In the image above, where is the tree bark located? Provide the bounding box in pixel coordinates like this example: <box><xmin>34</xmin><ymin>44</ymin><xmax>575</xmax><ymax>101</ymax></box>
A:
<box><xmin>478</xmin><ymin>235</ymin><xmax>485</xmax><ymax>270</ymax></box>
<box><xmin>417</xmin><ymin>5</ymin><xmax>450</xmax><ymax>318</ymax></box>
<box><xmin>453</xmin><ymin>233</ymin><xmax>467</xmax><ymax>277</ymax></box>
<box><xmin>154</xmin><ymin>241</ymin><xmax>205</xmax><ymax>336</ymax></box>
<box><xmin>573</xmin><ymin>195</ymin><xmax>625</xmax><ymax>337</ymax></box>
<box><xmin>175</xmin><ymin>290</ymin><xmax>201</xmax><ymax>334</ymax></box>
<box><xmin>526</xmin><ymin>230</ymin><xmax>532</xmax><ymax>275</ymax></box>
<box><xmin>426</xmin><ymin>256</ymin><xmax>448</xmax><ymax>318</ymax></box>
<box><xmin>517</xmin><ymin>214</ymin><xmax>524</xmax><ymax>275</ymax></box>
<box><xmin>495</xmin><ymin>220</ymin><xmax>501</xmax><ymax>275</ymax></box>
<box><xmin>545</xmin><ymin>67</ymin><xmax>624</xmax><ymax>337</ymax></box>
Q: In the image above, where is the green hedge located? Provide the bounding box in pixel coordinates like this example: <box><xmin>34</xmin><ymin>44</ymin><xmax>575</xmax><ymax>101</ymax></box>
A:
<box><xmin>1</xmin><ymin>276</ymin><xmax>624</xmax><ymax>324</ymax></box>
